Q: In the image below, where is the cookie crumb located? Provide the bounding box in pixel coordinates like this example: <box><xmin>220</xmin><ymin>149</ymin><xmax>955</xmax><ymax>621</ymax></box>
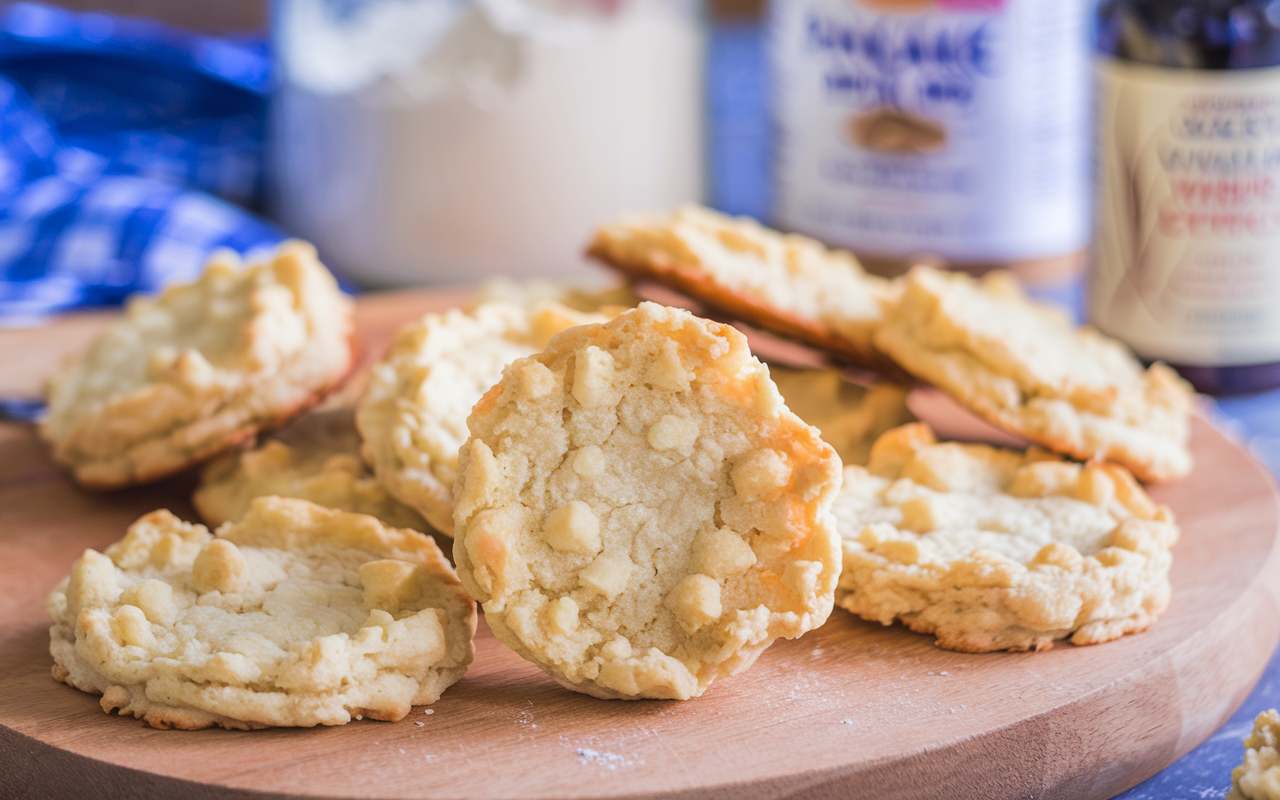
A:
<box><xmin>516</xmin><ymin>706</ymin><xmax>538</xmax><ymax>730</ymax></box>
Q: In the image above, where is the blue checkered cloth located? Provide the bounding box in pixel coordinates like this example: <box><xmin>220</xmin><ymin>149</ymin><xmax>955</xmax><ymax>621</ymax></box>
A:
<box><xmin>0</xmin><ymin>3</ymin><xmax>282</xmax><ymax>324</ymax></box>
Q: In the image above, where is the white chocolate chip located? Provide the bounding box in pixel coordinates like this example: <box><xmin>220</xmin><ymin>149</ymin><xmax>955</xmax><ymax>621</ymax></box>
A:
<box><xmin>600</xmin><ymin>635</ymin><xmax>632</xmax><ymax>661</ymax></box>
<box><xmin>454</xmin><ymin>439</ymin><xmax>503</xmax><ymax>523</ymax></box>
<box><xmin>898</xmin><ymin>495</ymin><xmax>947</xmax><ymax>533</ymax></box>
<box><xmin>1075</xmin><ymin>467</ymin><xmax>1117</xmax><ymax>507</ymax></box>
<box><xmin>731</xmin><ymin>448</ymin><xmax>791</xmax><ymax>500</ymax></box>
<box><xmin>543</xmin><ymin>596</ymin><xmax>580</xmax><ymax>635</ymax></box>
<box><xmin>359</xmin><ymin>559</ymin><xmax>421</xmax><ymax>611</ymax></box>
<box><xmin>173</xmin><ymin>350</ymin><xmax>216</xmax><ymax>391</ymax></box>
<box><xmin>191</xmin><ymin>539</ymin><xmax>247</xmax><ymax>594</ymax></box>
<box><xmin>783</xmin><ymin>560</ymin><xmax>824</xmax><ymax>597</ymax></box>
<box><xmin>543</xmin><ymin>501</ymin><xmax>602</xmax><ymax>555</ymax></box>
<box><xmin>1031</xmin><ymin>542</ymin><xmax>1084</xmax><ymax>571</ymax></box>
<box><xmin>579</xmin><ymin>554</ymin><xmax>632</xmax><ymax>599</ymax></box>
<box><xmin>692</xmin><ymin>528</ymin><xmax>757</xmax><ymax>578</ymax></box>
<box><xmin>202</xmin><ymin>651</ymin><xmax>261</xmax><ymax>684</ymax></box>
<box><xmin>119</xmin><ymin>579</ymin><xmax>176</xmax><ymax>626</ymax></box>
<box><xmin>514</xmin><ymin>360</ymin><xmax>558</xmax><ymax>401</ymax></box>
<box><xmin>666</xmin><ymin>574</ymin><xmax>722</xmax><ymax>633</ymax></box>
<box><xmin>66</xmin><ymin>550</ymin><xmax>120</xmax><ymax>617</ymax></box>
<box><xmin>110</xmin><ymin>605</ymin><xmax>154</xmax><ymax>649</ymax></box>
<box><xmin>646</xmin><ymin>415</ymin><xmax>699</xmax><ymax>455</ymax></box>
<box><xmin>645</xmin><ymin>341</ymin><xmax>692</xmax><ymax>391</ymax></box>
<box><xmin>571</xmin><ymin>445</ymin><xmax>606</xmax><ymax>478</ymax></box>
<box><xmin>876</xmin><ymin>538</ymin><xmax>921</xmax><ymax>565</ymax></box>
<box><xmin>1007</xmin><ymin>461</ymin><xmax>1079</xmax><ymax>498</ymax></box>
<box><xmin>572</xmin><ymin>346</ymin><xmax>615</xmax><ymax>408</ymax></box>
<box><xmin>464</xmin><ymin>505</ymin><xmax>525</xmax><ymax>597</ymax></box>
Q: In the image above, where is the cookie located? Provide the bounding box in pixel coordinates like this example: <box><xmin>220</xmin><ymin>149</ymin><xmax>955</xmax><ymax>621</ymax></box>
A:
<box><xmin>873</xmin><ymin>268</ymin><xmax>1193</xmax><ymax>482</ymax></box>
<box><xmin>452</xmin><ymin>302</ymin><xmax>843</xmax><ymax>699</ymax></box>
<box><xmin>771</xmin><ymin>368</ymin><xmax>913</xmax><ymax>466</ymax></box>
<box><xmin>586</xmin><ymin>206</ymin><xmax>893</xmax><ymax>367</ymax></box>
<box><xmin>357</xmin><ymin>302</ymin><xmax>605</xmax><ymax>536</ymax></box>
<box><xmin>48</xmin><ymin>497</ymin><xmax>476</xmax><ymax>730</ymax></box>
<box><xmin>1231</xmin><ymin>710</ymin><xmax>1280</xmax><ymax>800</ymax></box>
<box><xmin>40</xmin><ymin>241</ymin><xmax>355</xmax><ymax>489</ymax></box>
<box><xmin>832</xmin><ymin>423</ymin><xmax>1179</xmax><ymax>653</ymax></box>
<box><xmin>193</xmin><ymin>408</ymin><xmax>426</xmax><ymax>530</ymax></box>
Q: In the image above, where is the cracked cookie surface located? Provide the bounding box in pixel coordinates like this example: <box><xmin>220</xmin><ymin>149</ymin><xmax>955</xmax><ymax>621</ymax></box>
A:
<box><xmin>832</xmin><ymin>423</ymin><xmax>1179</xmax><ymax>653</ymax></box>
<box><xmin>47</xmin><ymin>497</ymin><xmax>475</xmax><ymax>730</ymax></box>
<box><xmin>1231</xmin><ymin>710</ymin><xmax>1280</xmax><ymax>800</ymax></box>
<box><xmin>40</xmin><ymin>241</ymin><xmax>354</xmax><ymax>489</ymax></box>
<box><xmin>357</xmin><ymin>303</ymin><xmax>606</xmax><ymax>536</ymax></box>
<box><xmin>194</xmin><ymin>408</ymin><xmax>426</xmax><ymax>530</ymax></box>
<box><xmin>587</xmin><ymin>206</ymin><xmax>893</xmax><ymax>367</ymax></box>
<box><xmin>873</xmin><ymin>268</ymin><xmax>1193</xmax><ymax>482</ymax></box>
<box><xmin>452</xmin><ymin>302</ymin><xmax>843</xmax><ymax>699</ymax></box>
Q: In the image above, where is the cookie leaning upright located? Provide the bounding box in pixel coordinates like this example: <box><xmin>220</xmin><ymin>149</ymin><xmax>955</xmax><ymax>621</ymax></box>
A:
<box><xmin>40</xmin><ymin>242</ymin><xmax>354</xmax><ymax>489</ymax></box>
<box><xmin>874</xmin><ymin>268</ymin><xmax>1193</xmax><ymax>482</ymax></box>
<box><xmin>48</xmin><ymin>497</ymin><xmax>476</xmax><ymax>730</ymax></box>
<box><xmin>357</xmin><ymin>302</ymin><xmax>606</xmax><ymax>536</ymax></box>
<box><xmin>452</xmin><ymin>302</ymin><xmax>843</xmax><ymax>700</ymax></box>
<box><xmin>587</xmin><ymin>206</ymin><xmax>893</xmax><ymax>368</ymax></box>
<box><xmin>833</xmin><ymin>423</ymin><xmax>1179</xmax><ymax>653</ymax></box>
<box><xmin>1231</xmin><ymin>709</ymin><xmax>1280</xmax><ymax>800</ymax></box>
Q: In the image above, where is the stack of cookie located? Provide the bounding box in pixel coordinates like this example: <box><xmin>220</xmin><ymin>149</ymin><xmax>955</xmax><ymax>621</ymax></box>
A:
<box><xmin>588</xmin><ymin>205</ymin><xmax>1192</xmax><ymax>653</ymax></box>
<box><xmin>41</xmin><ymin>242</ymin><xmax>478</xmax><ymax>730</ymax></box>
<box><xmin>37</xmin><ymin>208</ymin><xmax>1193</xmax><ymax>728</ymax></box>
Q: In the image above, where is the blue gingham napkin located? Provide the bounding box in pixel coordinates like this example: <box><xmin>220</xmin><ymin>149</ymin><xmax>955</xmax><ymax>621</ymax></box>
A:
<box><xmin>0</xmin><ymin>3</ymin><xmax>283</xmax><ymax>324</ymax></box>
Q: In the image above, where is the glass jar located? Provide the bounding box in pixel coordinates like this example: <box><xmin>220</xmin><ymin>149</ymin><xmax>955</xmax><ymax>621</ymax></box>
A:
<box><xmin>1092</xmin><ymin>0</ymin><xmax>1280</xmax><ymax>394</ymax></box>
<box><xmin>768</xmin><ymin>0</ymin><xmax>1091</xmax><ymax>284</ymax></box>
<box><xmin>270</xmin><ymin>0</ymin><xmax>705</xmax><ymax>287</ymax></box>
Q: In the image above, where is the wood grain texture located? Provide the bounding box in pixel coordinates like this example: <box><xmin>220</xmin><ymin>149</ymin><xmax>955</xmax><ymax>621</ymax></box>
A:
<box><xmin>0</xmin><ymin>290</ymin><xmax>1278</xmax><ymax>800</ymax></box>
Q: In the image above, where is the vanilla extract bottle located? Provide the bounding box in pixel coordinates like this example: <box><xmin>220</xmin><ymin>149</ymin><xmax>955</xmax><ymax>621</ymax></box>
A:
<box><xmin>1092</xmin><ymin>0</ymin><xmax>1280</xmax><ymax>393</ymax></box>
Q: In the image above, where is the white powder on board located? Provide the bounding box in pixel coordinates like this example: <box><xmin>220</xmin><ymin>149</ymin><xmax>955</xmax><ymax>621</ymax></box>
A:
<box><xmin>575</xmin><ymin>748</ymin><xmax>629</xmax><ymax>771</ymax></box>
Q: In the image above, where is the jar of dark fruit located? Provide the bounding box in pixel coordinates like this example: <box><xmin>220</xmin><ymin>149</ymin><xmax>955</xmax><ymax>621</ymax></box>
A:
<box><xmin>1092</xmin><ymin>0</ymin><xmax>1280</xmax><ymax>394</ymax></box>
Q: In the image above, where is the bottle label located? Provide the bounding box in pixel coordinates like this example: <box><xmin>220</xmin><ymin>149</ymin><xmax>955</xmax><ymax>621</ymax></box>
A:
<box><xmin>769</xmin><ymin>0</ymin><xmax>1090</xmax><ymax>262</ymax></box>
<box><xmin>1092</xmin><ymin>60</ymin><xmax>1280</xmax><ymax>367</ymax></box>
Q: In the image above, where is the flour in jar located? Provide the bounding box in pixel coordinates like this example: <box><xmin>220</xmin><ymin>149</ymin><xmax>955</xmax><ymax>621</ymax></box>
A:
<box><xmin>271</xmin><ymin>0</ymin><xmax>705</xmax><ymax>286</ymax></box>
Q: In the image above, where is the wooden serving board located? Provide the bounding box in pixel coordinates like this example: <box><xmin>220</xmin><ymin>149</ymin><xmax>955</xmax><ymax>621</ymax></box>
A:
<box><xmin>1</xmin><ymin>290</ymin><xmax>1278</xmax><ymax>800</ymax></box>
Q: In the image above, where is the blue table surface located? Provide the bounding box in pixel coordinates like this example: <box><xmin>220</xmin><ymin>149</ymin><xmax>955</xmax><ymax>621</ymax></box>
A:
<box><xmin>707</xmin><ymin>21</ymin><xmax>1280</xmax><ymax>799</ymax></box>
<box><xmin>1121</xmin><ymin>395</ymin><xmax>1280</xmax><ymax>800</ymax></box>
